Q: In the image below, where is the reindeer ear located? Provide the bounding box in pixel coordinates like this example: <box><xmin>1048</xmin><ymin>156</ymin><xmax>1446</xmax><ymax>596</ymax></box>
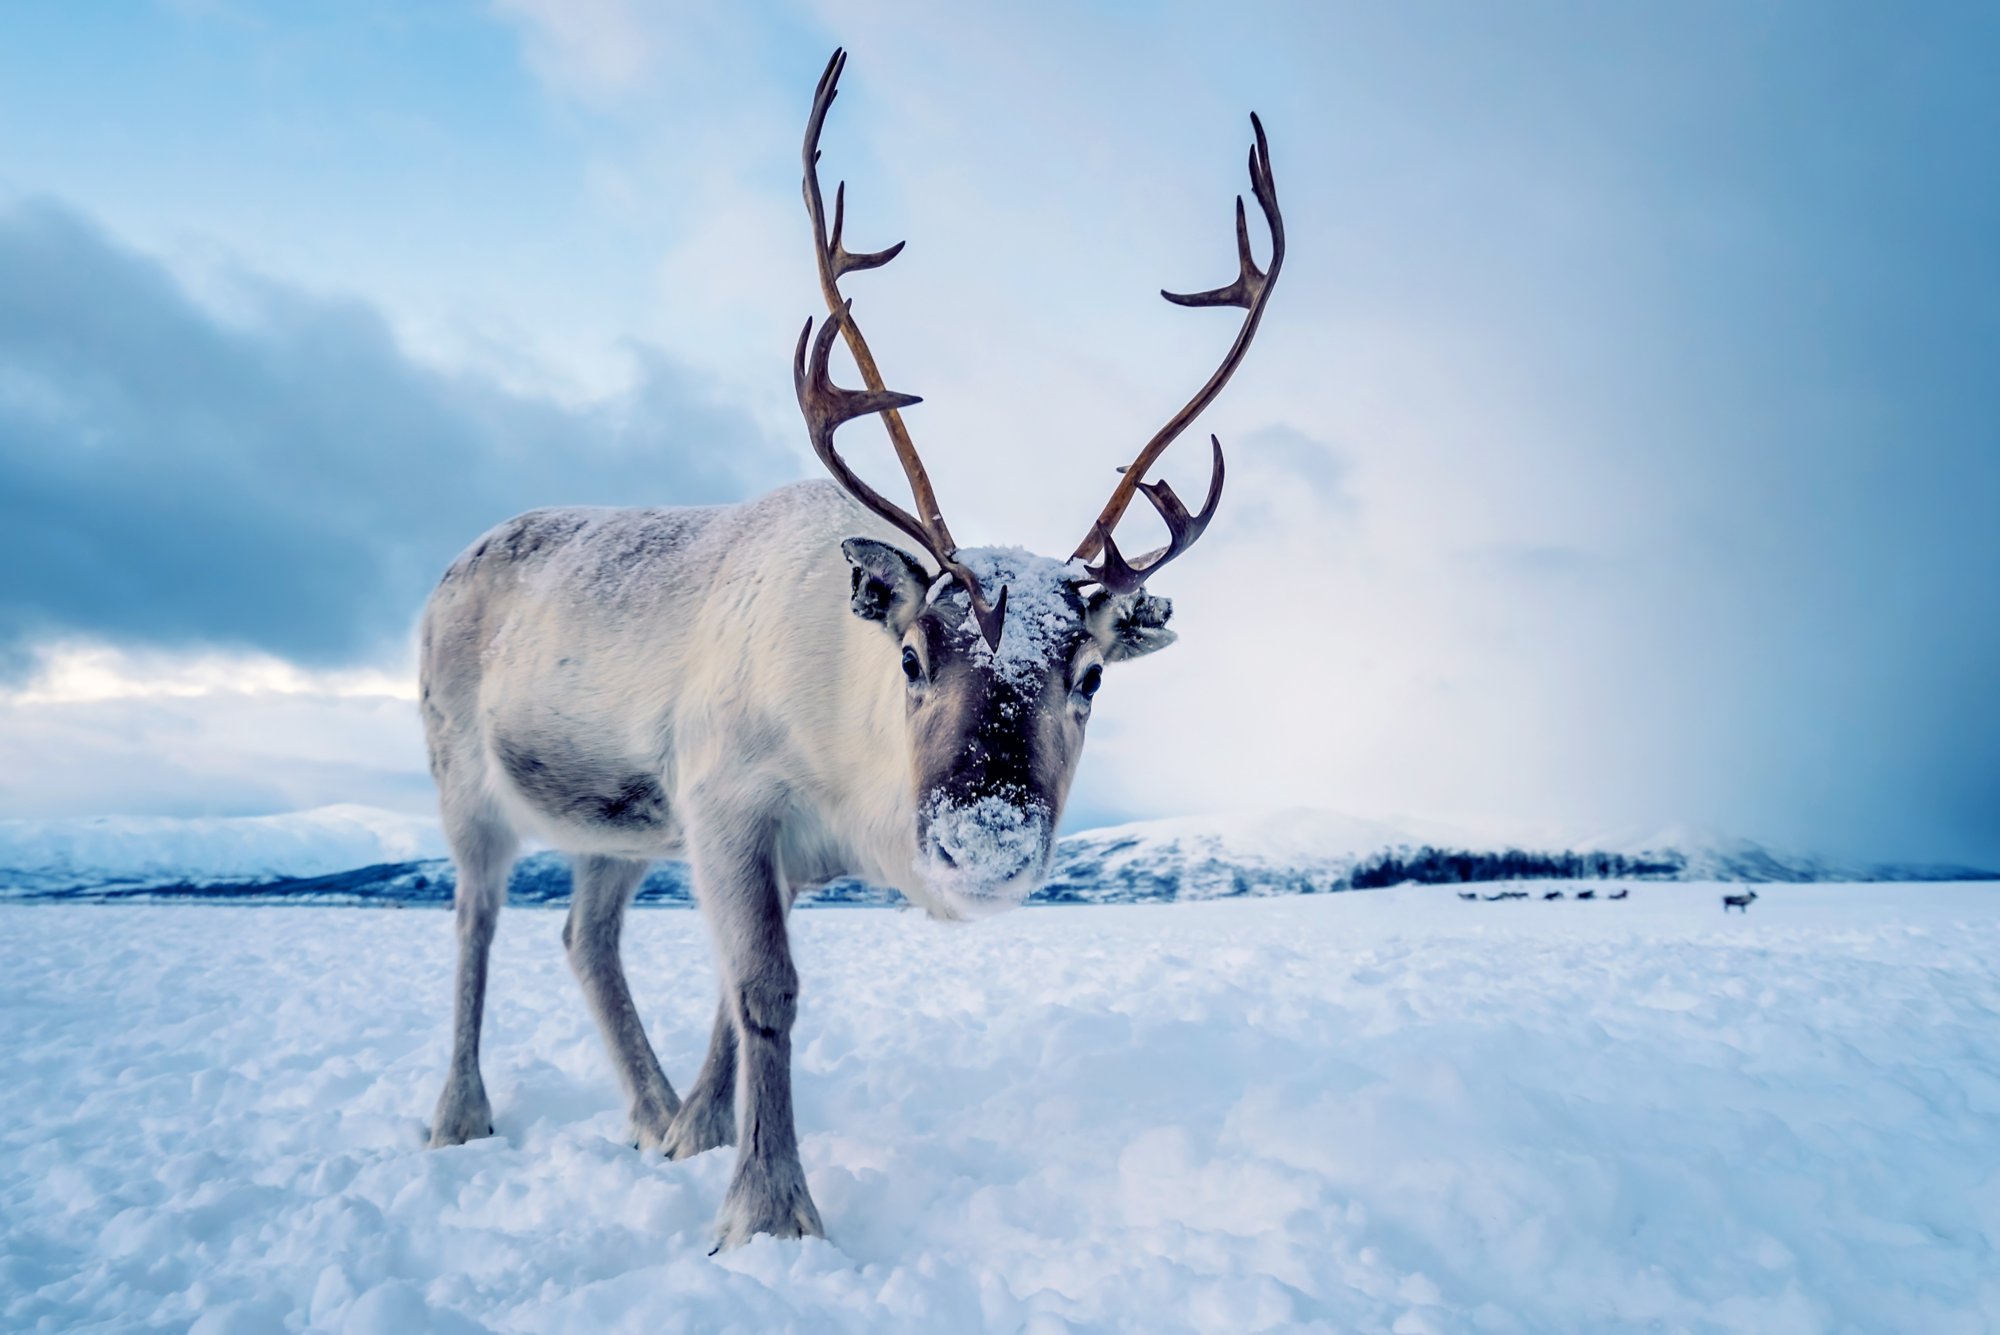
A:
<box><xmin>841</xmin><ymin>538</ymin><xmax>931</xmax><ymax>635</ymax></box>
<box><xmin>1085</xmin><ymin>589</ymin><xmax>1177</xmax><ymax>662</ymax></box>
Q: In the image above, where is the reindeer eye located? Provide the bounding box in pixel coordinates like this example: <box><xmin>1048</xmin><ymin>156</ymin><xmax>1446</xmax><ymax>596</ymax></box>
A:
<box><xmin>1076</xmin><ymin>663</ymin><xmax>1103</xmax><ymax>700</ymax></box>
<box><xmin>901</xmin><ymin>646</ymin><xmax>923</xmax><ymax>684</ymax></box>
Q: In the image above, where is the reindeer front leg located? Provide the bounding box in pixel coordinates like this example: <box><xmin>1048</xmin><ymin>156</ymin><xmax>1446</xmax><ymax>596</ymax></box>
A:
<box><xmin>688</xmin><ymin>815</ymin><xmax>823</xmax><ymax>1247</ymax></box>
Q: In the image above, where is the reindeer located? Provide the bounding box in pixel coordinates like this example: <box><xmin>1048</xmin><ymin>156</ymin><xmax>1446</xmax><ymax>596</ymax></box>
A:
<box><xmin>1723</xmin><ymin>889</ymin><xmax>1758</xmax><ymax>912</ymax></box>
<box><xmin>1608</xmin><ymin>888</ymin><xmax>1630</xmax><ymax>900</ymax></box>
<box><xmin>1541</xmin><ymin>889</ymin><xmax>1564</xmax><ymax>901</ymax></box>
<box><xmin>1457</xmin><ymin>891</ymin><xmax>1478</xmax><ymax>901</ymax></box>
<box><xmin>417</xmin><ymin>50</ymin><xmax>1284</xmax><ymax>1248</ymax></box>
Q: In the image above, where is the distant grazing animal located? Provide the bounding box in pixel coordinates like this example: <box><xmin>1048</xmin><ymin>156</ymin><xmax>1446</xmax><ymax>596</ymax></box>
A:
<box><xmin>1608</xmin><ymin>888</ymin><xmax>1630</xmax><ymax>900</ymax></box>
<box><xmin>1575</xmin><ymin>889</ymin><xmax>1596</xmax><ymax>901</ymax></box>
<box><xmin>1457</xmin><ymin>891</ymin><xmax>1478</xmax><ymax>901</ymax></box>
<box><xmin>1501</xmin><ymin>890</ymin><xmax>1529</xmax><ymax>900</ymax></box>
<box><xmin>1723</xmin><ymin>890</ymin><xmax>1759</xmax><ymax>912</ymax></box>
<box><xmin>417</xmin><ymin>50</ymin><xmax>1286</xmax><ymax>1248</ymax></box>
<box><xmin>1542</xmin><ymin>889</ymin><xmax>1564</xmax><ymax>901</ymax></box>
<box><xmin>1481</xmin><ymin>892</ymin><xmax>1508</xmax><ymax>901</ymax></box>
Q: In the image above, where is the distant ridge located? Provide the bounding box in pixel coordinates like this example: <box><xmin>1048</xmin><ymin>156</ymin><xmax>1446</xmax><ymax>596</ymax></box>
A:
<box><xmin>0</xmin><ymin>804</ymin><xmax>446</xmax><ymax>892</ymax></box>
<box><xmin>2</xmin><ymin>805</ymin><xmax>1992</xmax><ymax>906</ymax></box>
<box><xmin>1039</xmin><ymin>808</ymin><xmax>1996</xmax><ymax>902</ymax></box>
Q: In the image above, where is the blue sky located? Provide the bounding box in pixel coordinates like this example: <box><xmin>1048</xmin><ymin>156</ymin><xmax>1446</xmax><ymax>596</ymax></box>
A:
<box><xmin>1</xmin><ymin>1</ymin><xmax>1995</xmax><ymax>864</ymax></box>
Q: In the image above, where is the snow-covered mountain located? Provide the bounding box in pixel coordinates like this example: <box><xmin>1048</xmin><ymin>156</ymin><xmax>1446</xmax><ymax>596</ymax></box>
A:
<box><xmin>1044</xmin><ymin>809</ymin><xmax>1448</xmax><ymax>902</ymax></box>
<box><xmin>2</xmin><ymin>803</ymin><xmax>1991</xmax><ymax>905</ymax></box>
<box><xmin>0</xmin><ymin>805</ymin><xmax>447</xmax><ymax>897</ymax></box>
<box><xmin>1036</xmin><ymin>808</ymin><xmax>1905</xmax><ymax>902</ymax></box>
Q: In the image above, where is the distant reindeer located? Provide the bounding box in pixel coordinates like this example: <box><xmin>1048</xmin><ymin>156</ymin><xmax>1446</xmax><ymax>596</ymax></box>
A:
<box><xmin>1608</xmin><ymin>888</ymin><xmax>1630</xmax><ymax>900</ymax></box>
<box><xmin>1457</xmin><ymin>891</ymin><xmax>1478</xmax><ymax>901</ymax></box>
<box><xmin>417</xmin><ymin>49</ymin><xmax>1285</xmax><ymax>1248</ymax></box>
<box><xmin>1575</xmin><ymin>889</ymin><xmax>1596</xmax><ymax>901</ymax></box>
<box><xmin>1723</xmin><ymin>889</ymin><xmax>1759</xmax><ymax>912</ymax></box>
<box><xmin>1501</xmin><ymin>890</ymin><xmax>1529</xmax><ymax>900</ymax></box>
<box><xmin>1542</xmin><ymin>889</ymin><xmax>1564</xmax><ymax>901</ymax></box>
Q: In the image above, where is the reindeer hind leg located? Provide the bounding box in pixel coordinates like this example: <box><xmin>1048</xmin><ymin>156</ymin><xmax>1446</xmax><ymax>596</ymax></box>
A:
<box><xmin>663</xmin><ymin>998</ymin><xmax>738</xmax><ymax>1160</ymax></box>
<box><xmin>567</xmin><ymin>854</ymin><xmax>681</xmax><ymax>1150</ymax></box>
<box><xmin>430</xmin><ymin>805</ymin><xmax>517</xmax><ymax>1147</ymax></box>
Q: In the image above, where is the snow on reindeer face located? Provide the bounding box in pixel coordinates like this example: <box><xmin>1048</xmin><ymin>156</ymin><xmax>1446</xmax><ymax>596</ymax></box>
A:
<box><xmin>842</xmin><ymin>540</ymin><xmax>1179</xmax><ymax>919</ymax></box>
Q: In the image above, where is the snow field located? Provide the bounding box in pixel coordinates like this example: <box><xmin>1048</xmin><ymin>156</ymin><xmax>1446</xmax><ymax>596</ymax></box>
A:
<box><xmin>3</xmin><ymin>884</ymin><xmax>1998</xmax><ymax>1332</ymax></box>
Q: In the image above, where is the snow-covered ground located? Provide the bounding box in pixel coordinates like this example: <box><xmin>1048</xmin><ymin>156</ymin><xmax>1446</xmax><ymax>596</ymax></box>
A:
<box><xmin>5</xmin><ymin>884</ymin><xmax>1998</xmax><ymax>1333</ymax></box>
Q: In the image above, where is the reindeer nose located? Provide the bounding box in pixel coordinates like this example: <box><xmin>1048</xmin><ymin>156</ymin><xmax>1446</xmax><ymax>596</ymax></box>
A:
<box><xmin>922</xmin><ymin>794</ymin><xmax>1049</xmax><ymax>895</ymax></box>
<box><xmin>927</xmin><ymin>825</ymin><xmax>1034</xmax><ymax>880</ymax></box>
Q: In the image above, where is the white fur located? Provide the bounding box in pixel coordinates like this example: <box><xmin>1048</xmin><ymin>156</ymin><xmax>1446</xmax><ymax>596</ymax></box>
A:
<box><xmin>418</xmin><ymin>479</ymin><xmax>1141</xmax><ymax>1247</ymax></box>
<box><xmin>425</xmin><ymin>482</ymin><xmax>937</xmax><ymax>906</ymax></box>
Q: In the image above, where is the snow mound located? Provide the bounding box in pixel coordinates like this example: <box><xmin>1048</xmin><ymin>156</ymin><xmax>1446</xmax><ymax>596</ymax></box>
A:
<box><xmin>5</xmin><ymin>884</ymin><xmax>1998</xmax><ymax>1330</ymax></box>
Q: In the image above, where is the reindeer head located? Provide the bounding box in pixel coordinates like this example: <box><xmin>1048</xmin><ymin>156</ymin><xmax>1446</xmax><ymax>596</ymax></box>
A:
<box><xmin>794</xmin><ymin>49</ymin><xmax>1284</xmax><ymax>917</ymax></box>
<box><xmin>838</xmin><ymin>540</ymin><xmax>1176</xmax><ymax>914</ymax></box>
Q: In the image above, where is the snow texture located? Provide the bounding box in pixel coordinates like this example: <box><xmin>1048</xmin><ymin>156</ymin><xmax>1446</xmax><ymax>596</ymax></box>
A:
<box><xmin>6</xmin><ymin>883</ymin><xmax>1999</xmax><ymax>1332</ymax></box>
<box><xmin>918</xmin><ymin>791</ymin><xmax>1050</xmax><ymax>907</ymax></box>
<box><xmin>937</xmin><ymin>546</ymin><xmax>1088</xmax><ymax>685</ymax></box>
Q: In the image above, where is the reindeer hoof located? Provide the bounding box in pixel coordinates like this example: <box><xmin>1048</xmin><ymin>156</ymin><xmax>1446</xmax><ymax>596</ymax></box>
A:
<box><xmin>663</xmin><ymin>1089</ymin><xmax>737</xmax><ymax>1161</ymax></box>
<box><xmin>712</xmin><ymin>1158</ymin><xmax>824</xmax><ymax>1249</ymax></box>
<box><xmin>628</xmin><ymin>1093</ymin><xmax>680</xmax><ymax>1155</ymax></box>
<box><xmin>428</xmin><ymin>1077</ymin><xmax>495</xmax><ymax>1148</ymax></box>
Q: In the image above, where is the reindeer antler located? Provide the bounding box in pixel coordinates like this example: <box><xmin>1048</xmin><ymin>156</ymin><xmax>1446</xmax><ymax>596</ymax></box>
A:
<box><xmin>1074</xmin><ymin>113</ymin><xmax>1285</xmax><ymax>593</ymax></box>
<box><xmin>796</xmin><ymin>48</ymin><xmax>1007</xmax><ymax>649</ymax></box>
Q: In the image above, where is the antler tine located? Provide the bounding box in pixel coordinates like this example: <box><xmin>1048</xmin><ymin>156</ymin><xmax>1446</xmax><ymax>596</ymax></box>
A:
<box><xmin>793</xmin><ymin>307</ymin><xmax>929</xmax><ymax>549</ymax></box>
<box><xmin>1084</xmin><ymin>435</ymin><xmax>1226</xmax><ymax>594</ymax></box>
<box><xmin>830</xmin><ymin>183</ymin><xmax>906</xmax><ymax>279</ymax></box>
<box><xmin>1074</xmin><ymin>113</ymin><xmax>1284</xmax><ymax>579</ymax></box>
<box><xmin>1160</xmin><ymin>196</ymin><xmax>1260</xmax><ymax>309</ymax></box>
<box><xmin>798</xmin><ymin>48</ymin><xmax>1007</xmax><ymax>648</ymax></box>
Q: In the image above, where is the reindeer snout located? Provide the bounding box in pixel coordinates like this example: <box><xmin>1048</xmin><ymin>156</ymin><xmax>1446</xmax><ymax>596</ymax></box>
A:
<box><xmin>919</xmin><ymin>794</ymin><xmax>1050</xmax><ymax>909</ymax></box>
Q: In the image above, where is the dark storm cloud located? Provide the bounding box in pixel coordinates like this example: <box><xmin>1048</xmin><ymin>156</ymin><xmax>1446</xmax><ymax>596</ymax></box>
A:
<box><xmin>0</xmin><ymin>199</ymin><xmax>795</xmax><ymax>671</ymax></box>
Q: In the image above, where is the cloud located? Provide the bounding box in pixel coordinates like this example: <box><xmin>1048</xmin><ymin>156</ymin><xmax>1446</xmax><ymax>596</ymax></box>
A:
<box><xmin>1469</xmin><ymin>543</ymin><xmax>1601</xmax><ymax>582</ymax></box>
<box><xmin>491</xmin><ymin>0</ymin><xmax>780</xmax><ymax>109</ymax></box>
<box><xmin>0</xmin><ymin>644</ymin><xmax>431</xmax><ymax>818</ymax></box>
<box><xmin>492</xmin><ymin>0</ymin><xmax>658</xmax><ymax>100</ymax></box>
<box><xmin>0</xmin><ymin>690</ymin><xmax>433</xmax><ymax>821</ymax></box>
<box><xmin>0</xmin><ymin>198</ymin><xmax>795</xmax><ymax>673</ymax></box>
